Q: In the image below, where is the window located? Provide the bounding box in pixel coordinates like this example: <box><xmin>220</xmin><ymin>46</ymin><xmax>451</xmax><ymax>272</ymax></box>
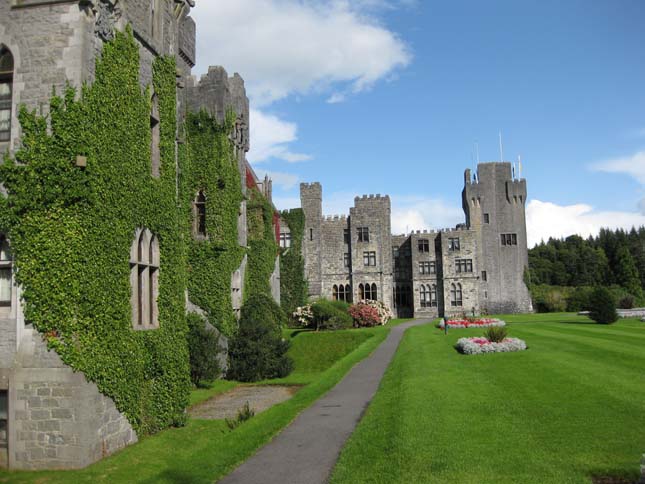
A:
<box><xmin>357</xmin><ymin>227</ymin><xmax>370</xmax><ymax>242</ymax></box>
<box><xmin>279</xmin><ymin>232</ymin><xmax>291</xmax><ymax>248</ymax></box>
<box><xmin>501</xmin><ymin>233</ymin><xmax>518</xmax><ymax>246</ymax></box>
<box><xmin>0</xmin><ymin>47</ymin><xmax>14</xmax><ymax>143</ymax></box>
<box><xmin>455</xmin><ymin>259</ymin><xmax>473</xmax><ymax>273</ymax></box>
<box><xmin>193</xmin><ymin>191</ymin><xmax>206</xmax><ymax>237</ymax></box>
<box><xmin>482</xmin><ymin>270</ymin><xmax>487</xmax><ymax>281</ymax></box>
<box><xmin>418</xmin><ymin>239</ymin><xmax>430</xmax><ymax>253</ymax></box>
<box><xmin>130</xmin><ymin>229</ymin><xmax>159</xmax><ymax>329</ymax></box>
<box><xmin>420</xmin><ymin>284</ymin><xmax>431</xmax><ymax>308</ymax></box>
<box><xmin>450</xmin><ymin>283</ymin><xmax>463</xmax><ymax>307</ymax></box>
<box><xmin>333</xmin><ymin>284</ymin><xmax>351</xmax><ymax>302</ymax></box>
<box><xmin>419</xmin><ymin>261</ymin><xmax>436</xmax><ymax>274</ymax></box>
<box><xmin>343</xmin><ymin>229</ymin><xmax>350</xmax><ymax>244</ymax></box>
<box><xmin>430</xmin><ymin>284</ymin><xmax>438</xmax><ymax>307</ymax></box>
<box><xmin>0</xmin><ymin>235</ymin><xmax>11</xmax><ymax>308</ymax></box>
<box><xmin>150</xmin><ymin>93</ymin><xmax>160</xmax><ymax>178</ymax></box>
<box><xmin>393</xmin><ymin>285</ymin><xmax>411</xmax><ymax>308</ymax></box>
<box><xmin>310</xmin><ymin>228</ymin><xmax>313</xmax><ymax>241</ymax></box>
<box><xmin>363</xmin><ymin>251</ymin><xmax>376</xmax><ymax>266</ymax></box>
<box><xmin>343</xmin><ymin>253</ymin><xmax>350</xmax><ymax>268</ymax></box>
<box><xmin>483</xmin><ymin>213</ymin><xmax>490</xmax><ymax>224</ymax></box>
<box><xmin>359</xmin><ymin>283</ymin><xmax>378</xmax><ymax>301</ymax></box>
<box><xmin>448</xmin><ymin>237</ymin><xmax>460</xmax><ymax>251</ymax></box>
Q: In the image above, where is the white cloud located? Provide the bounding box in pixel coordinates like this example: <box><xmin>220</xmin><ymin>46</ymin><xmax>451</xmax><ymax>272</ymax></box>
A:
<box><xmin>326</xmin><ymin>92</ymin><xmax>347</xmax><ymax>104</ymax></box>
<box><xmin>591</xmin><ymin>150</ymin><xmax>645</xmax><ymax>185</ymax></box>
<box><xmin>526</xmin><ymin>199</ymin><xmax>645</xmax><ymax>247</ymax></box>
<box><xmin>390</xmin><ymin>196</ymin><xmax>463</xmax><ymax>234</ymax></box>
<box><xmin>248</xmin><ymin>108</ymin><xmax>312</xmax><ymax>164</ymax></box>
<box><xmin>192</xmin><ymin>0</ymin><xmax>412</xmax><ymax>106</ymax></box>
<box><xmin>253</xmin><ymin>169</ymin><xmax>300</xmax><ymax>190</ymax></box>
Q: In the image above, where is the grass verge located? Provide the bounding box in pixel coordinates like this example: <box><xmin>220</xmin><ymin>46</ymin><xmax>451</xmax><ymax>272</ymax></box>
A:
<box><xmin>0</xmin><ymin>323</ymin><xmax>399</xmax><ymax>483</ymax></box>
<box><xmin>331</xmin><ymin>313</ymin><xmax>645</xmax><ymax>484</ymax></box>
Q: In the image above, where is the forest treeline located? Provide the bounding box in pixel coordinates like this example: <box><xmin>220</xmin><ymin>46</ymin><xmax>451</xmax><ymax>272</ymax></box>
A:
<box><xmin>527</xmin><ymin>227</ymin><xmax>645</xmax><ymax>311</ymax></box>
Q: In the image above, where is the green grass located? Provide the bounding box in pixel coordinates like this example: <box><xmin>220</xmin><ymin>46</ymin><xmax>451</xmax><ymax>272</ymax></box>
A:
<box><xmin>189</xmin><ymin>380</ymin><xmax>239</xmax><ymax>408</ymax></box>
<box><xmin>0</xmin><ymin>323</ymin><xmax>400</xmax><ymax>483</ymax></box>
<box><xmin>331</xmin><ymin>313</ymin><xmax>645</xmax><ymax>484</ymax></box>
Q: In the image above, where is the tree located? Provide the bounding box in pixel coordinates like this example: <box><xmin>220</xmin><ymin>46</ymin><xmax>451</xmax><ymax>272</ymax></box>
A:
<box><xmin>588</xmin><ymin>287</ymin><xmax>618</xmax><ymax>324</ymax></box>
<box><xmin>614</xmin><ymin>246</ymin><xmax>643</xmax><ymax>299</ymax></box>
<box><xmin>187</xmin><ymin>314</ymin><xmax>222</xmax><ymax>386</ymax></box>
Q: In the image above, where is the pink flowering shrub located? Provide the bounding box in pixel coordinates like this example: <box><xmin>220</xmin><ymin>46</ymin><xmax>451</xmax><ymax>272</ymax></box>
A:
<box><xmin>349</xmin><ymin>300</ymin><xmax>393</xmax><ymax>327</ymax></box>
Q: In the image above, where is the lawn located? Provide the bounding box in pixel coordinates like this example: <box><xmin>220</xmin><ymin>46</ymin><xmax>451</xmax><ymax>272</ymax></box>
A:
<box><xmin>0</xmin><ymin>321</ymin><xmax>408</xmax><ymax>484</ymax></box>
<box><xmin>331</xmin><ymin>313</ymin><xmax>645</xmax><ymax>484</ymax></box>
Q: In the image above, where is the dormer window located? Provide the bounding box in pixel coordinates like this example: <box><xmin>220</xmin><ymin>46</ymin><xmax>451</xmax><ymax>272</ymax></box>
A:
<box><xmin>0</xmin><ymin>46</ymin><xmax>14</xmax><ymax>143</ymax></box>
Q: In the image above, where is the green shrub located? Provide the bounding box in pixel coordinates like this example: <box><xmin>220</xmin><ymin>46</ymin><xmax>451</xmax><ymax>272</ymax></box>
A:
<box><xmin>310</xmin><ymin>299</ymin><xmax>353</xmax><ymax>331</ymax></box>
<box><xmin>588</xmin><ymin>287</ymin><xmax>618</xmax><ymax>324</ymax></box>
<box><xmin>226</xmin><ymin>295</ymin><xmax>293</xmax><ymax>382</ymax></box>
<box><xmin>566</xmin><ymin>287</ymin><xmax>593</xmax><ymax>312</ymax></box>
<box><xmin>618</xmin><ymin>294</ymin><xmax>635</xmax><ymax>309</ymax></box>
<box><xmin>485</xmin><ymin>326</ymin><xmax>508</xmax><ymax>343</ymax></box>
<box><xmin>225</xmin><ymin>401</ymin><xmax>255</xmax><ymax>430</ymax></box>
<box><xmin>186</xmin><ymin>314</ymin><xmax>222</xmax><ymax>387</ymax></box>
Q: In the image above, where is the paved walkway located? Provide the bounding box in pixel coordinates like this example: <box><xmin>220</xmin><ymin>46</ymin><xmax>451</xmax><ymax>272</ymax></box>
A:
<box><xmin>219</xmin><ymin>318</ymin><xmax>432</xmax><ymax>484</ymax></box>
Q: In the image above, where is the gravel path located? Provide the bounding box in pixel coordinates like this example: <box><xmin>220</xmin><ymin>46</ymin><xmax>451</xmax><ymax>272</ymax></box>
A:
<box><xmin>218</xmin><ymin>318</ymin><xmax>432</xmax><ymax>484</ymax></box>
<box><xmin>190</xmin><ymin>385</ymin><xmax>301</xmax><ymax>420</ymax></box>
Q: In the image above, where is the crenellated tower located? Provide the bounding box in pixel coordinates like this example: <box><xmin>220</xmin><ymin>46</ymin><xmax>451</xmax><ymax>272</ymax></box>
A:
<box><xmin>463</xmin><ymin>162</ymin><xmax>532</xmax><ymax>313</ymax></box>
<box><xmin>300</xmin><ymin>182</ymin><xmax>323</xmax><ymax>298</ymax></box>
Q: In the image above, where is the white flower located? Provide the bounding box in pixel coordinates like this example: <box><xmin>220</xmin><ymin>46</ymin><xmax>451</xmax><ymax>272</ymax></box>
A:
<box><xmin>456</xmin><ymin>337</ymin><xmax>527</xmax><ymax>355</ymax></box>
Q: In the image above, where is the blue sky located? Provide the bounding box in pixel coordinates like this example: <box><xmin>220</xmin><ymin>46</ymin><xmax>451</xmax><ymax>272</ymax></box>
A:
<box><xmin>191</xmin><ymin>0</ymin><xmax>645</xmax><ymax>246</ymax></box>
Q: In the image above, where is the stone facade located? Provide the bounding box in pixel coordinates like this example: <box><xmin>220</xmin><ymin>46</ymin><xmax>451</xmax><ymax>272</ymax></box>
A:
<box><xmin>0</xmin><ymin>0</ymin><xmax>280</xmax><ymax>470</ymax></box>
<box><xmin>295</xmin><ymin>162</ymin><xmax>532</xmax><ymax>318</ymax></box>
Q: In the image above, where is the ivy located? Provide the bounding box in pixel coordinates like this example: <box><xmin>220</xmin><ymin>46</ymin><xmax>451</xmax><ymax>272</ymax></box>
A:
<box><xmin>245</xmin><ymin>188</ymin><xmax>279</xmax><ymax>301</ymax></box>
<box><xmin>180</xmin><ymin>109</ymin><xmax>245</xmax><ymax>337</ymax></box>
<box><xmin>0</xmin><ymin>30</ymin><xmax>190</xmax><ymax>434</ymax></box>
<box><xmin>279</xmin><ymin>208</ymin><xmax>308</xmax><ymax>314</ymax></box>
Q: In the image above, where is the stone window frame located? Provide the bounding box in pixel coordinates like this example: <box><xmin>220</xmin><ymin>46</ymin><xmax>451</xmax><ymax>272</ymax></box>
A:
<box><xmin>0</xmin><ymin>46</ymin><xmax>14</xmax><ymax>143</ymax></box>
<box><xmin>418</xmin><ymin>239</ymin><xmax>430</xmax><ymax>253</ymax></box>
<box><xmin>359</xmin><ymin>283</ymin><xmax>378</xmax><ymax>301</ymax></box>
<box><xmin>343</xmin><ymin>229</ymin><xmax>350</xmax><ymax>244</ymax></box>
<box><xmin>357</xmin><ymin>227</ymin><xmax>370</xmax><ymax>243</ymax></box>
<box><xmin>130</xmin><ymin>228</ymin><xmax>160</xmax><ymax>330</ymax></box>
<box><xmin>279</xmin><ymin>232</ymin><xmax>291</xmax><ymax>248</ymax></box>
<box><xmin>430</xmin><ymin>284</ymin><xmax>438</xmax><ymax>307</ymax></box>
<box><xmin>193</xmin><ymin>190</ymin><xmax>207</xmax><ymax>238</ymax></box>
<box><xmin>482</xmin><ymin>270</ymin><xmax>487</xmax><ymax>281</ymax></box>
<box><xmin>420</xmin><ymin>284</ymin><xmax>431</xmax><ymax>308</ymax></box>
<box><xmin>343</xmin><ymin>252</ymin><xmax>350</xmax><ymax>268</ymax></box>
<box><xmin>419</xmin><ymin>261</ymin><xmax>436</xmax><ymax>275</ymax></box>
<box><xmin>448</xmin><ymin>237</ymin><xmax>460</xmax><ymax>251</ymax></box>
<box><xmin>500</xmin><ymin>233</ymin><xmax>518</xmax><ymax>246</ymax></box>
<box><xmin>0</xmin><ymin>234</ymin><xmax>12</xmax><ymax>309</ymax></box>
<box><xmin>363</xmin><ymin>251</ymin><xmax>376</xmax><ymax>266</ymax></box>
<box><xmin>332</xmin><ymin>284</ymin><xmax>352</xmax><ymax>302</ymax></box>
<box><xmin>450</xmin><ymin>283</ymin><xmax>463</xmax><ymax>307</ymax></box>
<box><xmin>483</xmin><ymin>213</ymin><xmax>490</xmax><ymax>224</ymax></box>
<box><xmin>455</xmin><ymin>258</ymin><xmax>473</xmax><ymax>273</ymax></box>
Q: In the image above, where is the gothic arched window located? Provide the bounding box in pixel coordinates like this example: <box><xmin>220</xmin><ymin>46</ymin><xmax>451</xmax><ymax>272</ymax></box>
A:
<box><xmin>371</xmin><ymin>283</ymin><xmax>378</xmax><ymax>301</ymax></box>
<box><xmin>430</xmin><ymin>284</ymin><xmax>438</xmax><ymax>307</ymax></box>
<box><xmin>359</xmin><ymin>283</ymin><xmax>365</xmax><ymax>300</ymax></box>
<box><xmin>0</xmin><ymin>46</ymin><xmax>14</xmax><ymax>143</ymax></box>
<box><xmin>332</xmin><ymin>284</ymin><xmax>339</xmax><ymax>301</ymax></box>
<box><xmin>193</xmin><ymin>191</ymin><xmax>206</xmax><ymax>237</ymax></box>
<box><xmin>345</xmin><ymin>284</ymin><xmax>352</xmax><ymax>303</ymax></box>
<box><xmin>130</xmin><ymin>229</ymin><xmax>159</xmax><ymax>329</ymax></box>
<box><xmin>420</xmin><ymin>284</ymin><xmax>430</xmax><ymax>308</ymax></box>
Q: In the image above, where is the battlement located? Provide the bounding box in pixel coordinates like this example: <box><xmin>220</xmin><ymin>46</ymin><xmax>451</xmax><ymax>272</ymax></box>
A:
<box><xmin>301</xmin><ymin>182</ymin><xmax>322</xmax><ymax>190</ymax></box>
<box><xmin>323</xmin><ymin>215</ymin><xmax>348</xmax><ymax>222</ymax></box>
<box><xmin>354</xmin><ymin>194</ymin><xmax>390</xmax><ymax>202</ymax></box>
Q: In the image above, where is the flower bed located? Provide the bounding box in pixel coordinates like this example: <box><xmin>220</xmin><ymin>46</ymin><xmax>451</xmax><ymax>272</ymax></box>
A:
<box><xmin>456</xmin><ymin>337</ymin><xmax>527</xmax><ymax>355</ymax></box>
<box><xmin>439</xmin><ymin>318</ymin><xmax>506</xmax><ymax>329</ymax></box>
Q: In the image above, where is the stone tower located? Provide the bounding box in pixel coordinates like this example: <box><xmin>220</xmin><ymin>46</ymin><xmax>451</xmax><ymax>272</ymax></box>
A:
<box><xmin>462</xmin><ymin>162</ymin><xmax>532</xmax><ymax>313</ymax></box>
<box><xmin>300</xmin><ymin>182</ymin><xmax>323</xmax><ymax>298</ymax></box>
<box><xmin>349</xmin><ymin>194</ymin><xmax>393</xmax><ymax>309</ymax></box>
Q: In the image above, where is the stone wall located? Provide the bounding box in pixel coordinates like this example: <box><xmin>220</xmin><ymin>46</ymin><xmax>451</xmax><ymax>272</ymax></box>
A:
<box><xmin>439</xmin><ymin>228</ymin><xmax>479</xmax><ymax>318</ymax></box>
<box><xmin>8</xmin><ymin>329</ymin><xmax>137</xmax><ymax>470</ymax></box>
<box><xmin>300</xmin><ymin>183</ymin><xmax>323</xmax><ymax>298</ymax></box>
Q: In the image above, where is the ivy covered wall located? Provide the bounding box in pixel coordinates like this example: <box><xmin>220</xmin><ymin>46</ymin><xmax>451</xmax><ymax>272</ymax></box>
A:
<box><xmin>246</xmin><ymin>187</ymin><xmax>279</xmax><ymax>301</ymax></box>
<box><xmin>279</xmin><ymin>209</ymin><xmax>308</xmax><ymax>315</ymax></box>
<box><xmin>181</xmin><ymin>109</ymin><xmax>245</xmax><ymax>337</ymax></box>
<box><xmin>0</xmin><ymin>30</ymin><xmax>190</xmax><ymax>435</ymax></box>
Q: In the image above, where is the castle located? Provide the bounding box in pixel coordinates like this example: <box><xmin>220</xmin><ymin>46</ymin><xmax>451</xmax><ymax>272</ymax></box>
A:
<box><xmin>294</xmin><ymin>162</ymin><xmax>532</xmax><ymax>318</ymax></box>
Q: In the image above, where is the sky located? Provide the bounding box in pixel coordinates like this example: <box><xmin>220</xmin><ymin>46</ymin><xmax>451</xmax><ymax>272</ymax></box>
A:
<box><xmin>190</xmin><ymin>0</ymin><xmax>645</xmax><ymax>247</ymax></box>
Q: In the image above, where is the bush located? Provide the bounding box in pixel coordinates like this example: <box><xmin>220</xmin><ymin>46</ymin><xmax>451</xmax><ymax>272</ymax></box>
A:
<box><xmin>566</xmin><ymin>287</ymin><xmax>593</xmax><ymax>312</ymax></box>
<box><xmin>186</xmin><ymin>313</ymin><xmax>222</xmax><ymax>386</ymax></box>
<box><xmin>349</xmin><ymin>300</ymin><xmax>393</xmax><ymax>327</ymax></box>
<box><xmin>588</xmin><ymin>287</ymin><xmax>618</xmax><ymax>324</ymax></box>
<box><xmin>226</xmin><ymin>294</ymin><xmax>294</xmax><ymax>382</ymax></box>
<box><xmin>618</xmin><ymin>294</ymin><xmax>635</xmax><ymax>309</ymax></box>
<box><xmin>225</xmin><ymin>401</ymin><xmax>255</xmax><ymax>430</ymax></box>
<box><xmin>484</xmin><ymin>326</ymin><xmax>508</xmax><ymax>343</ymax></box>
<box><xmin>310</xmin><ymin>299</ymin><xmax>353</xmax><ymax>331</ymax></box>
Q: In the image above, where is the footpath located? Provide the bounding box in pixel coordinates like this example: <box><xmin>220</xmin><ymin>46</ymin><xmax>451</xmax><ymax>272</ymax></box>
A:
<box><xmin>219</xmin><ymin>318</ymin><xmax>431</xmax><ymax>484</ymax></box>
